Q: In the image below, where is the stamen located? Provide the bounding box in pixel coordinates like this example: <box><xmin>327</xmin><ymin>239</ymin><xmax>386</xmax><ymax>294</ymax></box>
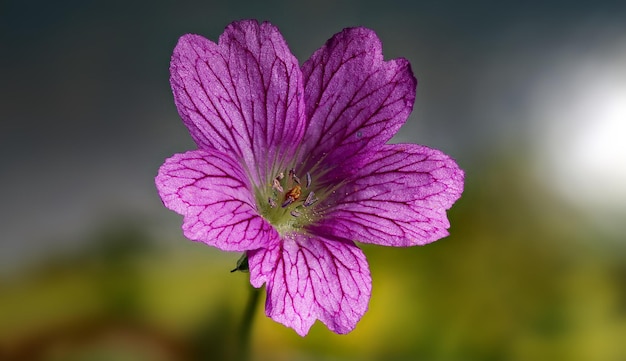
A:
<box><xmin>303</xmin><ymin>191</ymin><xmax>318</xmax><ymax>207</ymax></box>
<box><xmin>272</xmin><ymin>178</ymin><xmax>283</xmax><ymax>193</ymax></box>
<box><xmin>306</xmin><ymin>172</ymin><xmax>312</xmax><ymax>188</ymax></box>
<box><xmin>268</xmin><ymin>197</ymin><xmax>277</xmax><ymax>208</ymax></box>
<box><xmin>282</xmin><ymin>198</ymin><xmax>294</xmax><ymax>208</ymax></box>
<box><xmin>288</xmin><ymin>169</ymin><xmax>301</xmax><ymax>185</ymax></box>
<box><xmin>276</xmin><ymin>172</ymin><xmax>284</xmax><ymax>180</ymax></box>
<box><xmin>290</xmin><ymin>209</ymin><xmax>301</xmax><ymax>217</ymax></box>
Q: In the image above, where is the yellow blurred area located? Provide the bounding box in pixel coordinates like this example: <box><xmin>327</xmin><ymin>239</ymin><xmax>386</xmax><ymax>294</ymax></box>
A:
<box><xmin>1</xmin><ymin>154</ymin><xmax>625</xmax><ymax>361</ymax></box>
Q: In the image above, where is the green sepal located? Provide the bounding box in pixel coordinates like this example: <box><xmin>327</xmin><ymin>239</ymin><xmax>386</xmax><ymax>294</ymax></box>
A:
<box><xmin>230</xmin><ymin>252</ymin><xmax>249</xmax><ymax>273</ymax></box>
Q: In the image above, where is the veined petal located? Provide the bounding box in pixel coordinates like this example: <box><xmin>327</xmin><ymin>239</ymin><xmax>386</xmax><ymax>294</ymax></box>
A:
<box><xmin>248</xmin><ymin>234</ymin><xmax>371</xmax><ymax>336</ymax></box>
<box><xmin>170</xmin><ymin>20</ymin><xmax>306</xmax><ymax>184</ymax></box>
<box><xmin>155</xmin><ymin>149</ymin><xmax>278</xmax><ymax>251</ymax></box>
<box><xmin>299</xmin><ymin>27</ymin><xmax>416</xmax><ymax>181</ymax></box>
<box><xmin>310</xmin><ymin>144</ymin><xmax>464</xmax><ymax>247</ymax></box>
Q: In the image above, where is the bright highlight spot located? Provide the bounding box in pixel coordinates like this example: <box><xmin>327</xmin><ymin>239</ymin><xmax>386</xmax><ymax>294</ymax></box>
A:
<box><xmin>530</xmin><ymin>38</ymin><xmax>626</xmax><ymax>228</ymax></box>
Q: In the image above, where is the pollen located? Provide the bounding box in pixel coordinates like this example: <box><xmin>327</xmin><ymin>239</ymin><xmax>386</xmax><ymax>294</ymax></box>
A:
<box><xmin>282</xmin><ymin>185</ymin><xmax>301</xmax><ymax>207</ymax></box>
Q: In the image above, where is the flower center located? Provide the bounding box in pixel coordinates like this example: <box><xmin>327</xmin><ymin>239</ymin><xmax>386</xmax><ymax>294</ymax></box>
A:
<box><xmin>256</xmin><ymin>169</ymin><xmax>320</xmax><ymax>235</ymax></box>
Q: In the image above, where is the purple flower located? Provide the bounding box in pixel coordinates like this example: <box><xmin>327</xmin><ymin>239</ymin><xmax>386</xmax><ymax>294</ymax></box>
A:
<box><xmin>156</xmin><ymin>20</ymin><xmax>464</xmax><ymax>336</ymax></box>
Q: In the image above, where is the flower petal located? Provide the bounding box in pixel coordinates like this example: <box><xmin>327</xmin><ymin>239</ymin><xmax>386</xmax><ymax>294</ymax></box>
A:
<box><xmin>155</xmin><ymin>149</ymin><xmax>278</xmax><ymax>251</ymax></box>
<box><xmin>310</xmin><ymin>144</ymin><xmax>464</xmax><ymax>247</ymax></box>
<box><xmin>170</xmin><ymin>20</ymin><xmax>306</xmax><ymax>184</ymax></box>
<box><xmin>299</xmin><ymin>27</ymin><xmax>416</xmax><ymax>181</ymax></box>
<box><xmin>248</xmin><ymin>234</ymin><xmax>371</xmax><ymax>336</ymax></box>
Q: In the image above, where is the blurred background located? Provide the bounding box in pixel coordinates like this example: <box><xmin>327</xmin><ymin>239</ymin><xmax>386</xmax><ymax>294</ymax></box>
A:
<box><xmin>1</xmin><ymin>0</ymin><xmax>625</xmax><ymax>360</ymax></box>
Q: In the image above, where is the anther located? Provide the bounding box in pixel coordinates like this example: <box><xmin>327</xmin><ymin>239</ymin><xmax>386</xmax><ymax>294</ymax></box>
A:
<box><xmin>289</xmin><ymin>168</ymin><xmax>300</xmax><ymax>184</ymax></box>
<box><xmin>288</xmin><ymin>169</ymin><xmax>301</xmax><ymax>185</ymax></box>
<box><xmin>303</xmin><ymin>191</ymin><xmax>318</xmax><ymax>207</ymax></box>
<box><xmin>290</xmin><ymin>209</ymin><xmax>301</xmax><ymax>217</ymax></box>
<box><xmin>272</xmin><ymin>178</ymin><xmax>283</xmax><ymax>193</ymax></box>
<box><xmin>268</xmin><ymin>197</ymin><xmax>277</xmax><ymax>208</ymax></box>
<box><xmin>306</xmin><ymin>172</ymin><xmax>312</xmax><ymax>188</ymax></box>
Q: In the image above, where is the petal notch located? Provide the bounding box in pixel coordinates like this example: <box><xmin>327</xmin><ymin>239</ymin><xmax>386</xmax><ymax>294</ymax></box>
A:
<box><xmin>170</xmin><ymin>20</ymin><xmax>306</xmax><ymax>184</ymax></box>
<box><xmin>300</xmin><ymin>27</ymin><xmax>416</xmax><ymax>181</ymax></box>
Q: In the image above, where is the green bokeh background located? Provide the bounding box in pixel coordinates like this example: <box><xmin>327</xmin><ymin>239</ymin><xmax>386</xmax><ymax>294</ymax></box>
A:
<box><xmin>1</xmin><ymin>1</ymin><xmax>625</xmax><ymax>360</ymax></box>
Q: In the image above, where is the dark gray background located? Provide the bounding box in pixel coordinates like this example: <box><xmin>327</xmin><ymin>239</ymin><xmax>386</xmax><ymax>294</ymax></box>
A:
<box><xmin>2</xmin><ymin>0</ymin><xmax>625</xmax><ymax>271</ymax></box>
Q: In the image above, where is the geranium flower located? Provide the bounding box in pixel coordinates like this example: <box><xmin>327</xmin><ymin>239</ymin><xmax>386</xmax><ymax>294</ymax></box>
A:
<box><xmin>156</xmin><ymin>19</ymin><xmax>464</xmax><ymax>336</ymax></box>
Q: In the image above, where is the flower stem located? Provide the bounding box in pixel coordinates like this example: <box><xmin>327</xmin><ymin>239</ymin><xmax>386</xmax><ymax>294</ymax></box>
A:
<box><xmin>237</xmin><ymin>283</ymin><xmax>261</xmax><ymax>361</ymax></box>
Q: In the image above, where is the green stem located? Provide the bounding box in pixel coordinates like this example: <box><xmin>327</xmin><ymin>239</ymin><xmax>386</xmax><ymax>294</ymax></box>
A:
<box><xmin>237</xmin><ymin>283</ymin><xmax>261</xmax><ymax>361</ymax></box>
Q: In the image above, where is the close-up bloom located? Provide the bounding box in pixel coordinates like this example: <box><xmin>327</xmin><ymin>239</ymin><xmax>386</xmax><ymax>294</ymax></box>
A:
<box><xmin>156</xmin><ymin>19</ymin><xmax>464</xmax><ymax>336</ymax></box>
